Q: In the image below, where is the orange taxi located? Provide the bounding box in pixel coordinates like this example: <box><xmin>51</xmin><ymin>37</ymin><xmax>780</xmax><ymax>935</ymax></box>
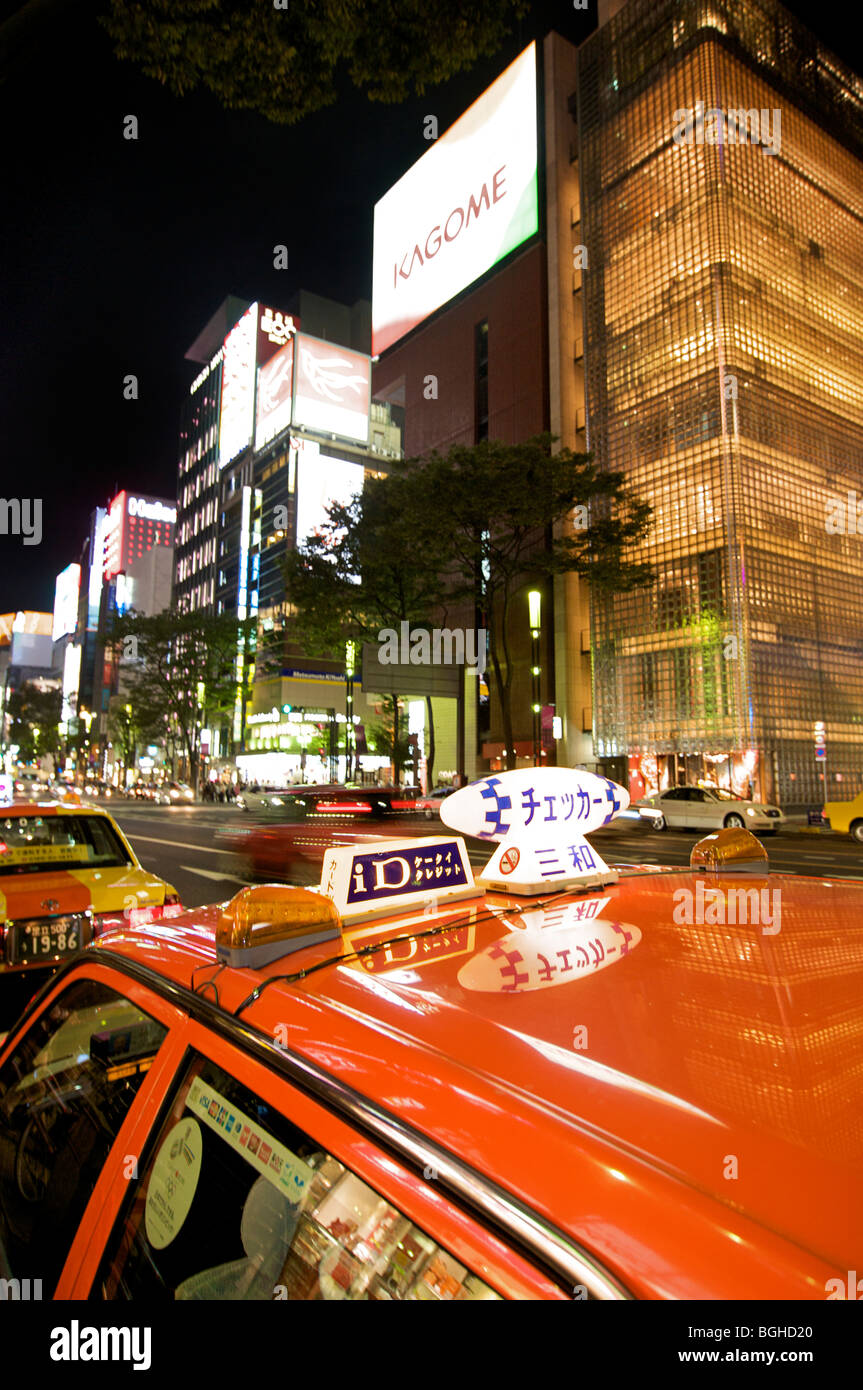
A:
<box><xmin>0</xmin><ymin>798</ymin><xmax>181</xmax><ymax>1024</ymax></box>
<box><xmin>0</xmin><ymin>768</ymin><xmax>859</xmax><ymax>1301</ymax></box>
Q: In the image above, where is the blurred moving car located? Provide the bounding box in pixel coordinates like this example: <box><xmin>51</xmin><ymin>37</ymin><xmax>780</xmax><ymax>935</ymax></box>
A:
<box><xmin>0</xmin><ymin>799</ymin><xmax>181</xmax><ymax>1027</ymax></box>
<box><xmin>822</xmin><ymin>790</ymin><xmax>863</xmax><ymax>842</ymax></box>
<box><xmin>224</xmin><ymin>784</ymin><xmax>430</xmax><ymax>880</ymax></box>
<box><xmin>635</xmin><ymin>786</ymin><xmax>785</xmax><ymax>834</ymax></box>
<box><xmin>166</xmin><ymin>781</ymin><xmax>195</xmax><ymax>803</ymax></box>
<box><xmin>415</xmin><ymin>786</ymin><xmax>457</xmax><ymax>819</ymax></box>
<box><xmin>0</xmin><ymin>768</ymin><xmax>858</xmax><ymax>1300</ymax></box>
<box><xmin>12</xmin><ymin>771</ymin><xmax>51</xmax><ymax>801</ymax></box>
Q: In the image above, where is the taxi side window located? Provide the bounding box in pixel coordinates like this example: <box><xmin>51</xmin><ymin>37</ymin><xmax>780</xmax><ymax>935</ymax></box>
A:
<box><xmin>98</xmin><ymin>1054</ymin><xmax>501</xmax><ymax>1302</ymax></box>
<box><xmin>0</xmin><ymin>979</ymin><xmax>168</xmax><ymax>1296</ymax></box>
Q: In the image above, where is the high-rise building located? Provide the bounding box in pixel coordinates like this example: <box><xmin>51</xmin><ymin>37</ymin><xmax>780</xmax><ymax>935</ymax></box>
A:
<box><xmin>372</xmin><ymin>2</ymin><xmax>863</xmax><ymax>805</ymax></box>
<box><xmin>579</xmin><ymin>0</ymin><xmax>863</xmax><ymax>805</ymax></box>
<box><xmin>174</xmin><ymin>294</ymin><xmax>404</xmax><ymax>781</ymax></box>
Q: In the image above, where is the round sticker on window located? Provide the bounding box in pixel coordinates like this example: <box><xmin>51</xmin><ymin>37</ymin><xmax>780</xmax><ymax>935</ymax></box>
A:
<box><xmin>145</xmin><ymin>1117</ymin><xmax>203</xmax><ymax>1250</ymax></box>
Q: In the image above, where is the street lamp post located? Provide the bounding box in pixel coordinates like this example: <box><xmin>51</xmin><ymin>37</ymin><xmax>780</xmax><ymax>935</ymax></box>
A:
<box><xmin>528</xmin><ymin>590</ymin><xmax>541</xmax><ymax>769</ymax></box>
<box><xmin>345</xmin><ymin>640</ymin><xmax>356</xmax><ymax>783</ymax></box>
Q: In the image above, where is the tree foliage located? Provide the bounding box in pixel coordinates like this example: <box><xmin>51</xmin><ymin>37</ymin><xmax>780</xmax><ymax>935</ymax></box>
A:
<box><xmin>97</xmin><ymin>0</ymin><xmax>528</xmax><ymax>124</ymax></box>
<box><xmin>283</xmin><ymin>469</ymin><xmax>457</xmax><ymax>785</ymax></box>
<box><xmin>110</xmin><ymin>609</ymin><xmax>254</xmax><ymax>789</ymax></box>
<box><xmin>285</xmin><ymin>435</ymin><xmax>653</xmax><ymax>774</ymax></box>
<box><xmin>283</xmin><ymin>470</ymin><xmax>458</xmax><ymax>649</ymax></box>
<box><xmin>6</xmin><ymin>681</ymin><xmax>61</xmax><ymax>764</ymax></box>
<box><xmin>391</xmin><ymin>435</ymin><xmax>653</xmax><ymax>767</ymax></box>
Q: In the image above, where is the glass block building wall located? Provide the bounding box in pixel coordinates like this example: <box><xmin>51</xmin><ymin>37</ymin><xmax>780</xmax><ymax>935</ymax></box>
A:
<box><xmin>576</xmin><ymin>0</ymin><xmax>863</xmax><ymax>805</ymax></box>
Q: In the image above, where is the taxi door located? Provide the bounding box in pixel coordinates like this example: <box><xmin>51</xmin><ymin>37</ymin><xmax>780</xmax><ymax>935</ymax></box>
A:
<box><xmin>70</xmin><ymin>1015</ymin><xmax>570</xmax><ymax>1302</ymax></box>
<box><xmin>0</xmin><ymin>961</ymin><xmax>187</xmax><ymax>1300</ymax></box>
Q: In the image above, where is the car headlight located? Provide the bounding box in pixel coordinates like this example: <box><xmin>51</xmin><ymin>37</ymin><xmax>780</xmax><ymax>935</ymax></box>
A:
<box><xmin>746</xmin><ymin>807</ymin><xmax>757</xmax><ymax>816</ymax></box>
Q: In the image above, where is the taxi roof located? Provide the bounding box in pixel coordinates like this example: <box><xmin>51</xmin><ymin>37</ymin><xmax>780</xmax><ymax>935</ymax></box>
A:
<box><xmin>91</xmin><ymin>866</ymin><xmax>863</xmax><ymax>1291</ymax></box>
<box><xmin>0</xmin><ymin>800</ymin><xmax>103</xmax><ymax>817</ymax></box>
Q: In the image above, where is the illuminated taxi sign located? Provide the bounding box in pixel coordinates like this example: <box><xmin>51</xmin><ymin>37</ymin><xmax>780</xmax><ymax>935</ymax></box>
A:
<box><xmin>320</xmin><ymin>836</ymin><xmax>480</xmax><ymax>924</ymax></box>
<box><xmin>440</xmin><ymin>768</ymin><xmax>629</xmax><ymax>895</ymax></box>
<box><xmin>217</xmin><ymin>884</ymin><xmax>341</xmax><ymax>967</ymax></box>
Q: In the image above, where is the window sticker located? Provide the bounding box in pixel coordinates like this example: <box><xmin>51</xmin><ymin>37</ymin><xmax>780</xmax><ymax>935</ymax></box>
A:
<box><xmin>186</xmin><ymin>1077</ymin><xmax>312</xmax><ymax>1206</ymax></box>
<box><xmin>144</xmin><ymin>1117</ymin><xmax>203</xmax><ymax>1250</ymax></box>
<box><xmin>0</xmin><ymin>844</ymin><xmax>83</xmax><ymax>865</ymax></box>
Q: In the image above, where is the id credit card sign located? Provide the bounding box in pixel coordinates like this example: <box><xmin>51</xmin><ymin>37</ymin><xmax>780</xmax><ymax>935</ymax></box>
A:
<box><xmin>320</xmin><ymin>836</ymin><xmax>480</xmax><ymax>923</ymax></box>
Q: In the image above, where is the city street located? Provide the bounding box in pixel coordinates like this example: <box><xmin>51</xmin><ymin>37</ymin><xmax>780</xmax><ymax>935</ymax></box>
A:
<box><xmin>110</xmin><ymin>801</ymin><xmax>863</xmax><ymax>908</ymax></box>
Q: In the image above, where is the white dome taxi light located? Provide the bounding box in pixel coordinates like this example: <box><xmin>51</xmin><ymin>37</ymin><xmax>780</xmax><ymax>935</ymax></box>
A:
<box><xmin>458</xmin><ymin>898</ymin><xmax>642</xmax><ymax>994</ymax></box>
<box><xmin>440</xmin><ymin>768</ymin><xmax>629</xmax><ymax>895</ymax></box>
<box><xmin>319</xmin><ymin>835</ymin><xmax>480</xmax><ymax>924</ymax></box>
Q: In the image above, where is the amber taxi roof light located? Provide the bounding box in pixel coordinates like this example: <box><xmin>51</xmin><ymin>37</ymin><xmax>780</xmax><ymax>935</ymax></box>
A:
<box><xmin>216</xmin><ymin>884</ymin><xmax>341</xmax><ymax>968</ymax></box>
<box><xmin>690</xmin><ymin>826</ymin><xmax>769</xmax><ymax>874</ymax></box>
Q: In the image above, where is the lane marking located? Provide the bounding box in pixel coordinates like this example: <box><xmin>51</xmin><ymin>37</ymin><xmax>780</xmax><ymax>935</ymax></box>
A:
<box><xmin>180</xmin><ymin>864</ymin><xmax>251</xmax><ymax>883</ymax></box>
<box><xmin>129</xmin><ymin>835</ymin><xmax>229</xmax><ymax>856</ymax></box>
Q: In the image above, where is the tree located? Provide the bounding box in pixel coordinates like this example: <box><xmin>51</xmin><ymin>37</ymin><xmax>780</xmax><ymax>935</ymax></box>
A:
<box><xmin>88</xmin><ymin>0</ymin><xmax>529</xmax><ymax>124</ymax></box>
<box><xmin>110</xmin><ymin>609</ymin><xmax>255</xmax><ymax>793</ymax></box>
<box><xmin>367</xmin><ymin>695</ymin><xmax>411</xmax><ymax>786</ymax></box>
<box><xmin>107</xmin><ymin>695</ymin><xmax>163</xmax><ymax>783</ymax></box>
<box><xmin>394</xmin><ymin>435</ymin><xmax>654</xmax><ymax>770</ymax></box>
<box><xmin>6</xmin><ymin>681</ymin><xmax>61</xmax><ymax>764</ymax></box>
<box><xmin>283</xmin><ymin>470</ymin><xmax>458</xmax><ymax>785</ymax></box>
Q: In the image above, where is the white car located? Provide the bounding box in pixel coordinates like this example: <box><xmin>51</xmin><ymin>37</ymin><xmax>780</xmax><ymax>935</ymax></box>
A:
<box><xmin>635</xmin><ymin>786</ymin><xmax>785</xmax><ymax>834</ymax></box>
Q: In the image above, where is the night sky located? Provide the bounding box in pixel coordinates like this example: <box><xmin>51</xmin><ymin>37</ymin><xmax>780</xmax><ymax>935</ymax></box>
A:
<box><xmin>0</xmin><ymin>0</ymin><xmax>849</xmax><ymax>614</ymax></box>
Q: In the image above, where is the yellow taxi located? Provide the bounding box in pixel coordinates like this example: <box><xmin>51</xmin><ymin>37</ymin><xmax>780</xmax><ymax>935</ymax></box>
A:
<box><xmin>822</xmin><ymin>790</ymin><xmax>863</xmax><ymax>841</ymax></box>
<box><xmin>0</xmin><ymin>797</ymin><xmax>180</xmax><ymax>1022</ymax></box>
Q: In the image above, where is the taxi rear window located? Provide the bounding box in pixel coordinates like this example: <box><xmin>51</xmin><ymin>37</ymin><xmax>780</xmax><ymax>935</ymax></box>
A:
<box><xmin>0</xmin><ymin>814</ymin><xmax>131</xmax><ymax>875</ymax></box>
<box><xmin>97</xmin><ymin>1055</ymin><xmax>501</xmax><ymax>1302</ymax></box>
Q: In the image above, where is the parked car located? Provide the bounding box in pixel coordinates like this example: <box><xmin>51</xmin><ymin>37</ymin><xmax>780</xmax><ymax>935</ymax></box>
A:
<box><xmin>822</xmin><ymin>790</ymin><xmax>863</xmax><ymax>842</ymax></box>
<box><xmin>0</xmin><ymin>769</ymin><xmax>858</xmax><ymax>1300</ymax></box>
<box><xmin>0</xmin><ymin>800</ymin><xmax>181</xmax><ymax>1028</ymax></box>
<box><xmin>634</xmin><ymin>786</ymin><xmax>785</xmax><ymax>834</ymax></box>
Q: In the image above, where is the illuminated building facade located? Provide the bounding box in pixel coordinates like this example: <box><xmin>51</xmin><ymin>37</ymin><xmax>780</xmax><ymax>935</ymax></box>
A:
<box><xmin>578</xmin><ymin>0</ymin><xmax>863</xmax><ymax>804</ymax></box>
<box><xmin>174</xmin><ymin>293</ymin><xmax>403</xmax><ymax>776</ymax></box>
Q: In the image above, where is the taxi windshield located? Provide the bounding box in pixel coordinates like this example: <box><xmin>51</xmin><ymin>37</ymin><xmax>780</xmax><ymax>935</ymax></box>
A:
<box><xmin>0</xmin><ymin>814</ymin><xmax>131</xmax><ymax>876</ymax></box>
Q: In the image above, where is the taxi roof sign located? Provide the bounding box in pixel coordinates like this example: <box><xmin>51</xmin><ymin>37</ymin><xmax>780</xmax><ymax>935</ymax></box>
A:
<box><xmin>319</xmin><ymin>835</ymin><xmax>480</xmax><ymax>924</ymax></box>
<box><xmin>441</xmin><ymin>768</ymin><xmax>628</xmax><ymax>895</ymax></box>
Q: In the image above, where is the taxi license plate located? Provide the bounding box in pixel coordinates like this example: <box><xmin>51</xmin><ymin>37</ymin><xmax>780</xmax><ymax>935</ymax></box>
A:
<box><xmin>9</xmin><ymin>913</ymin><xmax>89</xmax><ymax>965</ymax></box>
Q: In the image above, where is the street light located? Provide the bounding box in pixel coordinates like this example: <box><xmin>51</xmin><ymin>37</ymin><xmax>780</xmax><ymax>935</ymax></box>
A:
<box><xmin>345</xmin><ymin>640</ymin><xmax>356</xmax><ymax>783</ymax></box>
<box><xmin>528</xmin><ymin>590</ymin><xmax>541</xmax><ymax>768</ymax></box>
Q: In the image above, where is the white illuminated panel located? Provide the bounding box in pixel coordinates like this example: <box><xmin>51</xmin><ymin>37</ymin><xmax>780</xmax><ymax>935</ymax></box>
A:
<box><xmin>104</xmin><ymin>491</ymin><xmax>127</xmax><ymax>580</ymax></box>
<box><xmin>219</xmin><ymin>302</ymin><xmax>258</xmax><ymax>467</ymax></box>
<box><xmin>255</xmin><ymin>338</ymin><xmax>294</xmax><ymax>451</ymax></box>
<box><xmin>295</xmin><ymin>450</ymin><xmax>364</xmax><ymax>551</ymax></box>
<box><xmin>53</xmin><ymin>563</ymin><xmax>81</xmax><ymax>642</ymax></box>
<box><xmin>62</xmin><ymin>643</ymin><xmax>81</xmax><ymax>721</ymax></box>
<box><xmin>89</xmin><ymin>508</ymin><xmax>109</xmax><ymax>626</ymax></box>
<box><xmin>372</xmin><ymin>42</ymin><xmax>538</xmax><ymax>356</ymax></box>
<box><xmin>292</xmin><ymin>334</ymin><xmax>370</xmax><ymax>445</ymax></box>
<box><xmin>128</xmin><ymin>496</ymin><xmax>176</xmax><ymax>523</ymax></box>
